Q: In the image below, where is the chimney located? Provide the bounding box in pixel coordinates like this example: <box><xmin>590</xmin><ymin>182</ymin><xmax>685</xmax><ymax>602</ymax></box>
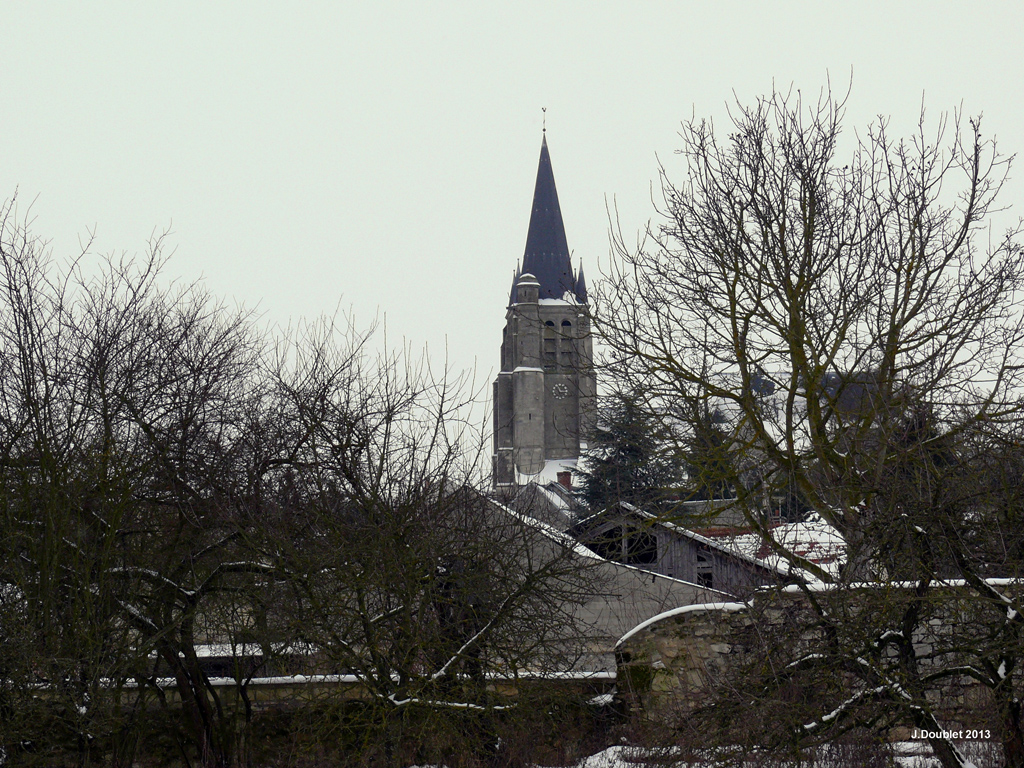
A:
<box><xmin>557</xmin><ymin>471</ymin><xmax>573</xmax><ymax>490</ymax></box>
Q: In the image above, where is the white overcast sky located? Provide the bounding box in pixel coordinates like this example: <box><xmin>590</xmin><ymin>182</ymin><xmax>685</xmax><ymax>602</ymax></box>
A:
<box><xmin>2</xmin><ymin>2</ymin><xmax>1023</xmax><ymax>391</ymax></box>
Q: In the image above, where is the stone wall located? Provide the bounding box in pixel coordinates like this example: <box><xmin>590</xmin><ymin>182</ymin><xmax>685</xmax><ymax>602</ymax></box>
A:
<box><xmin>615</xmin><ymin>586</ymin><xmax>1012</xmax><ymax>732</ymax></box>
<box><xmin>615</xmin><ymin>601</ymin><xmax>757</xmax><ymax>718</ymax></box>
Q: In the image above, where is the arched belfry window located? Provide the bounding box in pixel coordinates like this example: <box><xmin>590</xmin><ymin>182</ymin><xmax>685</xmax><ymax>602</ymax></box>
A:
<box><xmin>559</xmin><ymin>320</ymin><xmax>574</xmax><ymax>370</ymax></box>
<box><xmin>543</xmin><ymin>321</ymin><xmax>557</xmax><ymax>371</ymax></box>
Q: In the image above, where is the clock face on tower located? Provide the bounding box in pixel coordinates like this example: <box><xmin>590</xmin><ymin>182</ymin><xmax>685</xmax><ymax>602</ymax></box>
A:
<box><xmin>552</xmin><ymin>383</ymin><xmax>570</xmax><ymax>400</ymax></box>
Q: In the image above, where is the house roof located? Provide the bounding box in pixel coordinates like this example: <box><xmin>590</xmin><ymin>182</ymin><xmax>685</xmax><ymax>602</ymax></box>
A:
<box><xmin>571</xmin><ymin>500</ymin><xmax>845</xmax><ymax>580</ymax></box>
<box><xmin>485</xmin><ymin>493</ymin><xmax>729</xmax><ymax>672</ymax></box>
<box><xmin>729</xmin><ymin>514</ymin><xmax>847</xmax><ymax>579</ymax></box>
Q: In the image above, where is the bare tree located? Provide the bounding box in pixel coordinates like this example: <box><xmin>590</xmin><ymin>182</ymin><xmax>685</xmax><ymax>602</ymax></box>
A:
<box><xmin>105</xmin><ymin>274</ymin><xmax>275</xmax><ymax>768</ymax></box>
<box><xmin>0</xmin><ymin>205</ymin><xmax>155</xmax><ymax>765</ymax></box>
<box><xmin>253</xmin><ymin>318</ymin><xmax>599</xmax><ymax>765</ymax></box>
<box><xmin>0</xmin><ymin>203</ymin><xmax>277</xmax><ymax>767</ymax></box>
<box><xmin>0</xmin><ymin>202</ymin><xmax>603</xmax><ymax>767</ymax></box>
<box><xmin>598</xmin><ymin>88</ymin><xmax>1024</xmax><ymax>767</ymax></box>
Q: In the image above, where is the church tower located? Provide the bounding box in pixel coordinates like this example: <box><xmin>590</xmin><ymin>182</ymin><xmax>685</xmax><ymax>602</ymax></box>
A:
<box><xmin>492</xmin><ymin>134</ymin><xmax>595</xmax><ymax>487</ymax></box>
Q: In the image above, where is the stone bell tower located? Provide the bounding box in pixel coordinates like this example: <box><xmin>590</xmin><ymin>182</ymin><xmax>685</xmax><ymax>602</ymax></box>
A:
<box><xmin>492</xmin><ymin>133</ymin><xmax>595</xmax><ymax>487</ymax></box>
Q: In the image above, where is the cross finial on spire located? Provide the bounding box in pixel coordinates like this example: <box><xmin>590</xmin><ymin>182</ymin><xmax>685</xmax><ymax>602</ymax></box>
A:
<box><xmin>542</xmin><ymin>107</ymin><xmax>546</xmax><ymax>133</ymax></box>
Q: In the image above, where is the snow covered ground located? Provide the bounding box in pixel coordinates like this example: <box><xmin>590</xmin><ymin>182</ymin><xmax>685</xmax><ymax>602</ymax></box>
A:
<box><xmin>410</xmin><ymin>740</ymin><xmax>1001</xmax><ymax>768</ymax></box>
<box><xmin>568</xmin><ymin>740</ymin><xmax>999</xmax><ymax>767</ymax></box>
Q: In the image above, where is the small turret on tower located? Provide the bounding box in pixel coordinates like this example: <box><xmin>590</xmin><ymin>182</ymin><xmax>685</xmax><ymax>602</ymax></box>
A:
<box><xmin>574</xmin><ymin>263</ymin><xmax>588</xmax><ymax>303</ymax></box>
<box><xmin>516</xmin><ymin>272</ymin><xmax>540</xmax><ymax>305</ymax></box>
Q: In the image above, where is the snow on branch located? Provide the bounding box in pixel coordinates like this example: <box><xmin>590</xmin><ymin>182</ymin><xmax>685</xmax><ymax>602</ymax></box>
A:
<box><xmin>785</xmin><ymin>653</ymin><xmax>826</xmax><ymax>670</ymax></box>
<box><xmin>802</xmin><ymin>684</ymin><xmax>892</xmax><ymax>731</ymax></box>
<box><xmin>386</xmin><ymin>693</ymin><xmax>514</xmax><ymax>711</ymax></box>
<box><xmin>429</xmin><ymin>590</ymin><xmax>517</xmax><ymax>683</ymax></box>
<box><xmin>107</xmin><ymin>566</ymin><xmax>197</xmax><ymax>597</ymax></box>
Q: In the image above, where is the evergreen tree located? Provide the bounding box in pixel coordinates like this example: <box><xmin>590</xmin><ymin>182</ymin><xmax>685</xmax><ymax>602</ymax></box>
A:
<box><xmin>680</xmin><ymin>404</ymin><xmax>736</xmax><ymax>501</ymax></box>
<box><xmin>574</xmin><ymin>393</ymin><xmax>684</xmax><ymax>510</ymax></box>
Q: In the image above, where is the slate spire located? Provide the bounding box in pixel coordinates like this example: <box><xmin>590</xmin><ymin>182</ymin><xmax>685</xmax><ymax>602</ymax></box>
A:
<box><xmin>521</xmin><ymin>134</ymin><xmax>577</xmax><ymax>300</ymax></box>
